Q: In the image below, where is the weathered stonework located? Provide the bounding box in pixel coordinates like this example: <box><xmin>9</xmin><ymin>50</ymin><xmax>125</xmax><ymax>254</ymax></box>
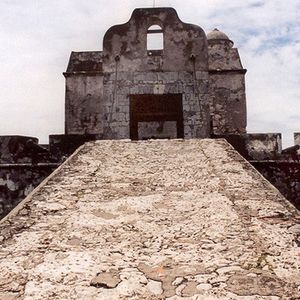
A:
<box><xmin>294</xmin><ymin>132</ymin><xmax>300</xmax><ymax>154</ymax></box>
<box><xmin>208</xmin><ymin>29</ymin><xmax>247</xmax><ymax>135</ymax></box>
<box><xmin>0</xmin><ymin>136</ymin><xmax>59</xmax><ymax>219</ymax></box>
<box><xmin>64</xmin><ymin>8</ymin><xmax>246</xmax><ymax>140</ymax></box>
<box><xmin>0</xmin><ymin>164</ymin><xmax>58</xmax><ymax>219</ymax></box>
<box><xmin>0</xmin><ymin>136</ymin><xmax>43</xmax><ymax>164</ymax></box>
<box><xmin>217</xmin><ymin>134</ymin><xmax>300</xmax><ymax>208</ymax></box>
<box><xmin>1</xmin><ymin>6</ymin><xmax>300</xmax><ymax>223</ymax></box>
<box><xmin>252</xmin><ymin>161</ymin><xmax>300</xmax><ymax>209</ymax></box>
<box><xmin>65</xmin><ymin>75</ymin><xmax>104</xmax><ymax>135</ymax></box>
<box><xmin>0</xmin><ymin>139</ymin><xmax>299</xmax><ymax>299</ymax></box>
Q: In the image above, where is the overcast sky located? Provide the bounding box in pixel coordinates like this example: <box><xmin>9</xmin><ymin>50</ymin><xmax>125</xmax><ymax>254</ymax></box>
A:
<box><xmin>0</xmin><ymin>0</ymin><xmax>300</xmax><ymax>147</ymax></box>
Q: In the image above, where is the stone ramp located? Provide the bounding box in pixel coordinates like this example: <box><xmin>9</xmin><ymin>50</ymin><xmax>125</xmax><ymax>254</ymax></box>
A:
<box><xmin>0</xmin><ymin>139</ymin><xmax>299</xmax><ymax>300</ymax></box>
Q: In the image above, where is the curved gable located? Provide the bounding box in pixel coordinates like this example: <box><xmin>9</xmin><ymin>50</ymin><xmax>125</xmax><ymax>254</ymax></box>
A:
<box><xmin>103</xmin><ymin>7</ymin><xmax>208</xmax><ymax>72</ymax></box>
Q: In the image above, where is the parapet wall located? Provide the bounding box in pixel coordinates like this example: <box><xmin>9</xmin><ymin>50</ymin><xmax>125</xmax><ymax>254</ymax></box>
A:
<box><xmin>213</xmin><ymin>133</ymin><xmax>282</xmax><ymax>160</ymax></box>
<box><xmin>0</xmin><ymin>164</ymin><xmax>58</xmax><ymax>219</ymax></box>
<box><xmin>1</xmin><ymin>132</ymin><xmax>300</xmax><ymax>219</ymax></box>
<box><xmin>0</xmin><ymin>136</ymin><xmax>39</xmax><ymax>164</ymax></box>
<box><xmin>252</xmin><ymin>161</ymin><xmax>300</xmax><ymax>209</ymax></box>
<box><xmin>214</xmin><ymin>133</ymin><xmax>300</xmax><ymax>209</ymax></box>
<box><xmin>0</xmin><ymin>135</ymin><xmax>101</xmax><ymax>219</ymax></box>
<box><xmin>0</xmin><ymin>136</ymin><xmax>55</xmax><ymax>164</ymax></box>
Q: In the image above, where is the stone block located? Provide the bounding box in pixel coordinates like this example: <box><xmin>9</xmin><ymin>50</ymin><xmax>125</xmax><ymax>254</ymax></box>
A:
<box><xmin>178</xmin><ymin>71</ymin><xmax>193</xmax><ymax>82</ymax></box>
<box><xmin>134</xmin><ymin>72</ymin><xmax>158</xmax><ymax>83</ymax></box>
<box><xmin>196</xmin><ymin>71</ymin><xmax>209</xmax><ymax>80</ymax></box>
<box><xmin>157</xmin><ymin>72</ymin><xmax>178</xmax><ymax>83</ymax></box>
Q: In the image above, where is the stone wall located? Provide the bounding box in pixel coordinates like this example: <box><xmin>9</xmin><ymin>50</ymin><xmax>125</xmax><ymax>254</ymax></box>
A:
<box><xmin>64</xmin><ymin>8</ymin><xmax>212</xmax><ymax>139</ymax></box>
<box><xmin>49</xmin><ymin>134</ymin><xmax>98</xmax><ymax>159</ymax></box>
<box><xmin>0</xmin><ymin>164</ymin><xmax>58</xmax><ymax>219</ymax></box>
<box><xmin>294</xmin><ymin>132</ymin><xmax>300</xmax><ymax>155</ymax></box>
<box><xmin>252</xmin><ymin>161</ymin><xmax>300</xmax><ymax>210</ymax></box>
<box><xmin>65</xmin><ymin>74</ymin><xmax>104</xmax><ymax>135</ymax></box>
<box><xmin>64</xmin><ymin>8</ymin><xmax>251</xmax><ymax>139</ymax></box>
<box><xmin>102</xmin><ymin>71</ymin><xmax>210</xmax><ymax>139</ymax></box>
<box><xmin>246</xmin><ymin>133</ymin><xmax>282</xmax><ymax>160</ymax></box>
<box><xmin>0</xmin><ymin>136</ymin><xmax>38</xmax><ymax>163</ymax></box>
<box><xmin>213</xmin><ymin>133</ymin><xmax>282</xmax><ymax>160</ymax></box>
<box><xmin>0</xmin><ymin>136</ymin><xmax>59</xmax><ymax>219</ymax></box>
<box><xmin>102</xmin><ymin>8</ymin><xmax>208</xmax><ymax>73</ymax></box>
<box><xmin>0</xmin><ymin>135</ymin><xmax>56</xmax><ymax>164</ymax></box>
<box><xmin>209</xmin><ymin>71</ymin><xmax>246</xmax><ymax>134</ymax></box>
<box><xmin>207</xmin><ymin>31</ymin><xmax>247</xmax><ymax>135</ymax></box>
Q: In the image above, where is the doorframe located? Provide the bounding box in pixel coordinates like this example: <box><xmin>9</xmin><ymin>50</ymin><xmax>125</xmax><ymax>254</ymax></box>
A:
<box><xmin>129</xmin><ymin>94</ymin><xmax>184</xmax><ymax>140</ymax></box>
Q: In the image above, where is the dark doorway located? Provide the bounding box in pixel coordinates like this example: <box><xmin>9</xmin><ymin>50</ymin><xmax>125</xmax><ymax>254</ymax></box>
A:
<box><xmin>130</xmin><ymin>94</ymin><xmax>184</xmax><ymax>140</ymax></box>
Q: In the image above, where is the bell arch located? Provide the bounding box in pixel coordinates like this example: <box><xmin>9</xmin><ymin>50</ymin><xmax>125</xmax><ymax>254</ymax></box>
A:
<box><xmin>147</xmin><ymin>25</ymin><xmax>164</xmax><ymax>51</ymax></box>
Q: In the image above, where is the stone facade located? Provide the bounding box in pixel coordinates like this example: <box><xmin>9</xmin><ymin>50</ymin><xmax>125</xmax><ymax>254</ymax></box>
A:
<box><xmin>64</xmin><ymin>8</ymin><xmax>246</xmax><ymax>140</ymax></box>
<box><xmin>0</xmin><ymin>8</ymin><xmax>300</xmax><ymax>298</ymax></box>
<box><xmin>216</xmin><ymin>133</ymin><xmax>282</xmax><ymax>160</ymax></box>
<box><xmin>208</xmin><ymin>29</ymin><xmax>247</xmax><ymax>135</ymax></box>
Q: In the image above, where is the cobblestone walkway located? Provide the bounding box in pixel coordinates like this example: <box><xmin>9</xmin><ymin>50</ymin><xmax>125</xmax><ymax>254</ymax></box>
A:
<box><xmin>0</xmin><ymin>139</ymin><xmax>299</xmax><ymax>299</ymax></box>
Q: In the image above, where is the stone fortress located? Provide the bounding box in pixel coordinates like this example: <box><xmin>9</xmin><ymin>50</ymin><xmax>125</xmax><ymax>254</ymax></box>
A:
<box><xmin>0</xmin><ymin>7</ymin><xmax>300</xmax><ymax>218</ymax></box>
<box><xmin>0</xmin><ymin>7</ymin><xmax>300</xmax><ymax>299</ymax></box>
<box><xmin>64</xmin><ymin>7</ymin><xmax>246</xmax><ymax>139</ymax></box>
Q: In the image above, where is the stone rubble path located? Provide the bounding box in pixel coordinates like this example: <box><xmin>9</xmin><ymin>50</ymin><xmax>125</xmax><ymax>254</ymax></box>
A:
<box><xmin>0</xmin><ymin>139</ymin><xmax>299</xmax><ymax>300</ymax></box>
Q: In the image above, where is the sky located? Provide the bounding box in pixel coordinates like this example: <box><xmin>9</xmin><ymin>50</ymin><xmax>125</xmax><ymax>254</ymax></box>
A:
<box><xmin>0</xmin><ymin>0</ymin><xmax>300</xmax><ymax>147</ymax></box>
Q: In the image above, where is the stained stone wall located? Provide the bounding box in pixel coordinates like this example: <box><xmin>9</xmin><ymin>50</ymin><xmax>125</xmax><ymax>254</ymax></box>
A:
<box><xmin>103</xmin><ymin>8</ymin><xmax>210</xmax><ymax>139</ymax></box>
<box><xmin>245</xmin><ymin>133</ymin><xmax>282</xmax><ymax>160</ymax></box>
<box><xmin>294</xmin><ymin>132</ymin><xmax>300</xmax><ymax>154</ymax></box>
<box><xmin>65</xmin><ymin>74</ymin><xmax>104</xmax><ymax>135</ymax></box>
<box><xmin>64</xmin><ymin>8</ymin><xmax>221</xmax><ymax>139</ymax></box>
<box><xmin>101</xmin><ymin>71</ymin><xmax>210</xmax><ymax>139</ymax></box>
<box><xmin>102</xmin><ymin>8</ymin><xmax>208</xmax><ymax>73</ymax></box>
<box><xmin>0</xmin><ymin>164</ymin><xmax>57</xmax><ymax>219</ymax></box>
<box><xmin>64</xmin><ymin>52</ymin><xmax>103</xmax><ymax>135</ymax></box>
<box><xmin>213</xmin><ymin>133</ymin><xmax>282</xmax><ymax>161</ymax></box>
<box><xmin>64</xmin><ymin>8</ymin><xmax>249</xmax><ymax>139</ymax></box>
<box><xmin>208</xmin><ymin>34</ymin><xmax>247</xmax><ymax>135</ymax></box>
<box><xmin>0</xmin><ymin>136</ymin><xmax>39</xmax><ymax>164</ymax></box>
<box><xmin>209</xmin><ymin>72</ymin><xmax>246</xmax><ymax>134</ymax></box>
<box><xmin>252</xmin><ymin>161</ymin><xmax>300</xmax><ymax>210</ymax></box>
<box><xmin>64</xmin><ymin>9</ymin><xmax>251</xmax><ymax>139</ymax></box>
<box><xmin>0</xmin><ymin>136</ymin><xmax>59</xmax><ymax>219</ymax></box>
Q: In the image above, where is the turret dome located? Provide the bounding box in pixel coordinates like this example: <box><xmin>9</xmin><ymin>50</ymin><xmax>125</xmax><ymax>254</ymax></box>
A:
<box><xmin>207</xmin><ymin>28</ymin><xmax>233</xmax><ymax>45</ymax></box>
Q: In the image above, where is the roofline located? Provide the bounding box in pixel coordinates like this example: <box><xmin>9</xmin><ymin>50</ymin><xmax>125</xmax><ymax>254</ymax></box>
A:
<box><xmin>209</xmin><ymin>69</ymin><xmax>247</xmax><ymax>74</ymax></box>
<box><xmin>63</xmin><ymin>71</ymin><xmax>104</xmax><ymax>78</ymax></box>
